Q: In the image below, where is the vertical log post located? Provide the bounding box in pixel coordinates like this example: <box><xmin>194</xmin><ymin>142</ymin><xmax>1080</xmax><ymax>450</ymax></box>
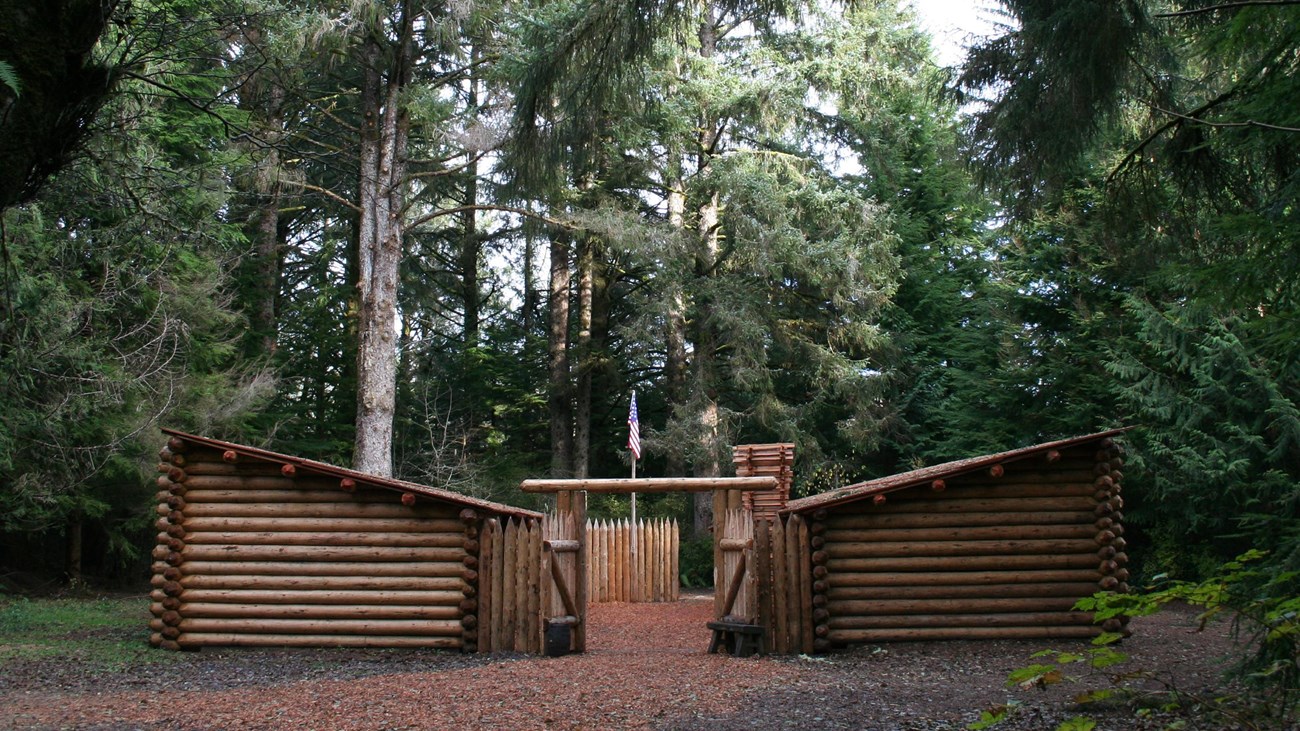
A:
<box><xmin>479</xmin><ymin>518</ymin><xmax>498</xmax><ymax>652</ymax></box>
<box><xmin>573</xmin><ymin>490</ymin><xmax>588</xmax><ymax>652</ymax></box>
<box><xmin>712</xmin><ymin>489</ymin><xmax>726</xmax><ymax>616</ymax></box>
<box><xmin>795</xmin><ymin>514</ymin><xmax>814</xmax><ymax>654</ymax></box>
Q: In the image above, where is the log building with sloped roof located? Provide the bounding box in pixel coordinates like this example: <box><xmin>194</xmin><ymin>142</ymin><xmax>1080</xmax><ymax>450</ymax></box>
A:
<box><xmin>150</xmin><ymin>429</ymin><xmax>542</xmax><ymax>652</ymax></box>
<box><xmin>780</xmin><ymin>429</ymin><xmax>1130</xmax><ymax>650</ymax></box>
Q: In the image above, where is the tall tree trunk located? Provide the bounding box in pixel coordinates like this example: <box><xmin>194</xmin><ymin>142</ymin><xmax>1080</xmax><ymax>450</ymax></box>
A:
<box><xmin>460</xmin><ymin>172</ymin><xmax>479</xmax><ymax>346</ymax></box>
<box><xmin>573</xmin><ymin>234</ymin><xmax>595</xmax><ymax>478</ymax></box>
<box><xmin>548</xmin><ymin>230</ymin><xmax>574</xmax><ymax>478</ymax></box>
<box><xmin>691</xmin><ymin>6</ymin><xmax>722</xmax><ymax>537</ymax></box>
<box><xmin>65</xmin><ymin>514</ymin><xmax>82</xmax><ymax>584</ymax></box>
<box><xmin>244</xmin><ymin>81</ymin><xmax>285</xmax><ymax>360</ymax></box>
<box><xmin>354</xmin><ymin>7</ymin><xmax>414</xmax><ymax>477</ymax></box>
<box><xmin>665</xmin><ymin>145</ymin><xmax>688</xmax><ymax>480</ymax></box>
<box><xmin>523</xmin><ymin>216</ymin><xmax>537</xmax><ymax>334</ymax></box>
<box><xmin>460</xmin><ymin>53</ymin><xmax>480</xmax><ymax>347</ymax></box>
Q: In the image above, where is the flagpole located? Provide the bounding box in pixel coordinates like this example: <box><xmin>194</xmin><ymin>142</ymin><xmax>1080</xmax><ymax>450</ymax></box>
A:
<box><xmin>629</xmin><ymin>390</ymin><xmax>639</xmax><ymax>601</ymax></box>
<box><xmin>630</xmin><ymin>390</ymin><xmax>638</xmax><ymax>525</ymax></box>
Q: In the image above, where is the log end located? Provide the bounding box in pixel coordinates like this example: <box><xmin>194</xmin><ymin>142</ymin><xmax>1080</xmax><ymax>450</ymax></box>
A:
<box><xmin>401</xmin><ymin>493</ymin><xmax>417</xmax><ymax>507</ymax></box>
<box><xmin>930</xmin><ymin>479</ymin><xmax>946</xmax><ymax>492</ymax></box>
<box><xmin>340</xmin><ymin>478</ymin><xmax>356</xmax><ymax>492</ymax></box>
<box><xmin>281</xmin><ymin>463</ymin><xmax>297</xmax><ymax>478</ymax></box>
<box><xmin>988</xmin><ymin>464</ymin><xmax>1005</xmax><ymax>478</ymax></box>
<box><xmin>222</xmin><ymin>450</ymin><xmax>239</xmax><ymax>463</ymax></box>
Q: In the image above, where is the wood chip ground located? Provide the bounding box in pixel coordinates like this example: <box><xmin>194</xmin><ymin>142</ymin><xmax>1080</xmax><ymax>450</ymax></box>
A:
<box><xmin>2</xmin><ymin>592</ymin><xmax>1248</xmax><ymax>730</ymax></box>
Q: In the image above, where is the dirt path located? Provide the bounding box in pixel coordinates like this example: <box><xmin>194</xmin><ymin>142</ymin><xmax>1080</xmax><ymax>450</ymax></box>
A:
<box><xmin>1</xmin><ymin>594</ymin><xmax>1248</xmax><ymax>730</ymax></box>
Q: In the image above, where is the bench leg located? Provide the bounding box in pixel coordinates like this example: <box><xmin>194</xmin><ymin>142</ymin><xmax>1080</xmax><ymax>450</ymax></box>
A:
<box><xmin>708</xmin><ymin>629</ymin><xmax>726</xmax><ymax>654</ymax></box>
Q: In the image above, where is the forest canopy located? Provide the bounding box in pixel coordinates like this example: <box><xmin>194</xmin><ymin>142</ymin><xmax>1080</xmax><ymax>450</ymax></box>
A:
<box><xmin>0</xmin><ymin>0</ymin><xmax>1296</xmax><ymax>598</ymax></box>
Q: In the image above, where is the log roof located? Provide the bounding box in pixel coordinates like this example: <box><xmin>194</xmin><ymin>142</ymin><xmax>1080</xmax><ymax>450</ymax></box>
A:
<box><xmin>162</xmin><ymin>428</ymin><xmax>543</xmax><ymax>520</ymax></box>
<box><xmin>783</xmin><ymin>428</ymin><xmax>1130</xmax><ymax>515</ymax></box>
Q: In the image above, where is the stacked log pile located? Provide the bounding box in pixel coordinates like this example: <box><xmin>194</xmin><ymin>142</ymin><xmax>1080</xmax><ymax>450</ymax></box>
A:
<box><xmin>734</xmin><ymin>444</ymin><xmax>794</xmax><ymax>521</ymax></box>
<box><xmin>806</xmin><ymin>439</ymin><xmax>1128</xmax><ymax>646</ymax></box>
<box><xmin>586</xmin><ymin>518</ymin><xmax>678</xmax><ymax>603</ymax></box>
<box><xmin>148</xmin><ymin>436</ymin><xmax>534</xmax><ymax>651</ymax></box>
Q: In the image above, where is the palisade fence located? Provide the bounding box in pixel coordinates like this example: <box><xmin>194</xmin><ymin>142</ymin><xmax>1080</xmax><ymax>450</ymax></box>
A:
<box><xmin>586</xmin><ymin>518</ymin><xmax>679</xmax><ymax>603</ymax></box>
<box><xmin>477</xmin><ymin>516</ymin><xmax>544</xmax><ymax>654</ymax></box>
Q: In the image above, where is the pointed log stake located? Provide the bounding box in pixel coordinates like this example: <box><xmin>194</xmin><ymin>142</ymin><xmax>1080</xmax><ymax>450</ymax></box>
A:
<box><xmin>402</xmin><ymin>493</ymin><xmax>416</xmax><ymax>507</ymax></box>
<box><xmin>222</xmin><ymin>450</ymin><xmax>239</xmax><ymax>464</ymax></box>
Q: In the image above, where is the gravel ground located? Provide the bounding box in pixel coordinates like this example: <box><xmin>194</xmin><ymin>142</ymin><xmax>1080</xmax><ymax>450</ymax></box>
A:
<box><xmin>1</xmin><ymin>593</ymin><xmax>1253</xmax><ymax>730</ymax></box>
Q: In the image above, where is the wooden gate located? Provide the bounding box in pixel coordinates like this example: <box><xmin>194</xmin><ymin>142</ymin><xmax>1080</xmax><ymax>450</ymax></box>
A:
<box><xmin>716</xmin><ymin>508</ymin><xmax>756</xmax><ymax>620</ymax></box>
<box><xmin>541</xmin><ymin>511</ymin><xmax>585</xmax><ymax>653</ymax></box>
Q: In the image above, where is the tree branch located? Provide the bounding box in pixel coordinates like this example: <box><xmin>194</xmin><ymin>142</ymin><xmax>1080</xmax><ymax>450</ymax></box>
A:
<box><xmin>286</xmin><ymin>181</ymin><xmax>362</xmax><ymax>212</ymax></box>
<box><xmin>1154</xmin><ymin>106</ymin><xmax>1300</xmax><ymax>133</ymax></box>
<box><xmin>1107</xmin><ymin>92</ymin><xmax>1236</xmax><ymax>183</ymax></box>
<box><xmin>1156</xmin><ymin>0</ymin><xmax>1300</xmax><ymax>18</ymax></box>
<box><xmin>408</xmin><ymin>204</ymin><xmax>574</xmax><ymax>231</ymax></box>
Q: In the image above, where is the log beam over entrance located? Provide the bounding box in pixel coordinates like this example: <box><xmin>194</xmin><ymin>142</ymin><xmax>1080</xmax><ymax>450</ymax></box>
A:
<box><xmin>519</xmin><ymin>477</ymin><xmax>778</xmax><ymax>494</ymax></box>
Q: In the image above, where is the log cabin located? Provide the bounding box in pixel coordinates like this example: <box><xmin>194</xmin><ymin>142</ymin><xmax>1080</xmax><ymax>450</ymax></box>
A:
<box><xmin>149</xmin><ymin>429</ymin><xmax>542</xmax><ymax>652</ymax></box>
<box><xmin>780</xmin><ymin>429</ymin><xmax>1130</xmax><ymax>652</ymax></box>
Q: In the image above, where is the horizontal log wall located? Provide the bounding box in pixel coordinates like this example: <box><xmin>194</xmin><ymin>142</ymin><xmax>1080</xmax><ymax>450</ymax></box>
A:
<box><xmin>149</xmin><ymin>441</ymin><xmax>479</xmax><ymax>651</ymax></box>
<box><xmin>811</xmin><ymin>441</ymin><xmax>1129</xmax><ymax>648</ymax></box>
<box><xmin>586</xmin><ymin>518</ymin><xmax>679</xmax><ymax>603</ymax></box>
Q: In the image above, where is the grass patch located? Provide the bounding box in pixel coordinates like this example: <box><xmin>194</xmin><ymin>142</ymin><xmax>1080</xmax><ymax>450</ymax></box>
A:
<box><xmin>0</xmin><ymin>594</ymin><xmax>174</xmax><ymax>669</ymax></box>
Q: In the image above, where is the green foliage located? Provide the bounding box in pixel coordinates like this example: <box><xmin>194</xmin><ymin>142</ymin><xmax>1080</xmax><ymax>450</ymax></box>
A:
<box><xmin>0</xmin><ymin>60</ymin><xmax>18</xmax><ymax>97</ymax></box>
<box><xmin>965</xmin><ymin>703</ymin><xmax>1016</xmax><ymax>730</ymax></box>
<box><xmin>678</xmin><ymin>536</ymin><xmax>715</xmax><ymax>589</ymax></box>
<box><xmin>1000</xmin><ymin>552</ymin><xmax>1300</xmax><ymax>730</ymax></box>
<box><xmin>0</xmin><ymin>0</ymin><xmax>264</xmax><ymax>579</ymax></box>
<box><xmin>1108</xmin><ymin>300</ymin><xmax>1300</xmax><ymax>578</ymax></box>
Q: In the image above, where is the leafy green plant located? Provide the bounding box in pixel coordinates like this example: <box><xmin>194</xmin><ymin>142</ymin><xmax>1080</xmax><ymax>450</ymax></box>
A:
<box><xmin>0</xmin><ymin>60</ymin><xmax>18</xmax><ymax>97</ymax></box>
<box><xmin>991</xmin><ymin>551</ymin><xmax>1300</xmax><ymax>731</ymax></box>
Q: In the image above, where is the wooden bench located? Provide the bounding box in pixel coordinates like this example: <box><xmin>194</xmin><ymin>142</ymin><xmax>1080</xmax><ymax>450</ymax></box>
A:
<box><xmin>706</xmin><ymin>619</ymin><xmax>764</xmax><ymax>657</ymax></box>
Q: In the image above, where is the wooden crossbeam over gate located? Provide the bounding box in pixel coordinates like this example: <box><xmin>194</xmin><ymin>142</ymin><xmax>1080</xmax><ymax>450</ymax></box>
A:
<box><xmin>519</xmin><ymin>477</ymin><xmax>778</xmax><ymax>493</ymax></box>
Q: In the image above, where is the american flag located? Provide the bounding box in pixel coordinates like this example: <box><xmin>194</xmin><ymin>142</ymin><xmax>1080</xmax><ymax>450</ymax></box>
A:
<box><xmin>628</xmin><ymin>390</ymin><xmax>641</xmax><ymax>460</ymax></box>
